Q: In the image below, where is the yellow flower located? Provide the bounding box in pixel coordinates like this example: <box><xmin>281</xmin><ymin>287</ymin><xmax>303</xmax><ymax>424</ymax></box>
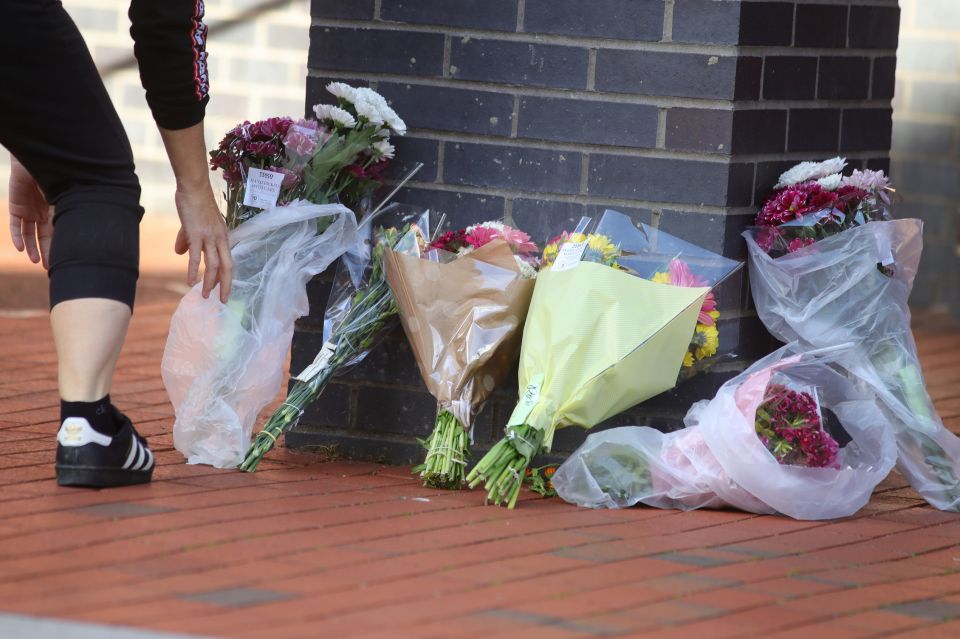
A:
<box><xmin>693</xmin><ymin>324</ymin><xmax>719</xmax><ymax>360</ymax></box>
<box><xmin>682</xmin><ymin>350</ymin><xmax>695</xmax><ymax>367</ymax></box>
<box><xmin>651</xmin><ymin>271</ymin><xmax>671</xmax><ymax>285</ymax></box>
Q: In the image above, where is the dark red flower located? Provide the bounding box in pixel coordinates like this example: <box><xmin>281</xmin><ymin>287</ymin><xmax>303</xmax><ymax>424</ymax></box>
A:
<box><xmin>757</xmin><ymin>182</ymin><xmax>839</xmax><ymax>227</ymax></box>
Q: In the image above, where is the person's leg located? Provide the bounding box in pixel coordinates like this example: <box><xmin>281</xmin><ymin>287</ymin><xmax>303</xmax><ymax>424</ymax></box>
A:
<box><xmin>51</xmin><ymin>300</ymin><xmax>131</xmax><ymax>402</ymax></box>
<box><xmin>1</xmin><ymin>1</ymin><xmax>152</xmax><ymax>485</ymax></box>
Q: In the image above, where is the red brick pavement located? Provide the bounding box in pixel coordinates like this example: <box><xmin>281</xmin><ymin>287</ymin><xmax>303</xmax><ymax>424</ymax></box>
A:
<box><xmin>0</xmin><ymin>302</ymin><xmax>959</xmax><ymax>638</ymax></box>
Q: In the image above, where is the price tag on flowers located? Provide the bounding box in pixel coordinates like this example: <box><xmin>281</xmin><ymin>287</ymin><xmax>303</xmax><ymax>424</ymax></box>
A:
<box><xmin>243</xmin><ymin>168</ymin><xmax>285</xmax><ymax>209</ymax></box>
<box><xmin>551</xmin><ymin>240</ymin><xmax>588</xmax><ymax>271</ymax></box>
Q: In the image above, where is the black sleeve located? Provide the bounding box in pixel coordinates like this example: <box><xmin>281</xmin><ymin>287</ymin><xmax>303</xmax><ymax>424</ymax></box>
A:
<box><xmin>129</xmin><ymin>0</ymin><xmax>210</xmax><ymax>130</ymax></box>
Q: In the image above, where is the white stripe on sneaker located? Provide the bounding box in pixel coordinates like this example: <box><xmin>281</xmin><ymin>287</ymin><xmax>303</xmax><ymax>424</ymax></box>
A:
<box><xmin>140</xmin><ymin>447</ymin><xmax>154</xmax><ymax>471</ymax></box>
<box><xmin>123</xmin><ymin>440</ymin><xmax>140</xmax><ymax>470</ymax></box>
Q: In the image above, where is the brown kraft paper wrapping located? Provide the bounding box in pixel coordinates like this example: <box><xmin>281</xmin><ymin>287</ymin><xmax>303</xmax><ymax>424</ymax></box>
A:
<box><xmin>383</xmin><ymin>239</ymin><xmax>536</xmax><ymax>433</ymax></box>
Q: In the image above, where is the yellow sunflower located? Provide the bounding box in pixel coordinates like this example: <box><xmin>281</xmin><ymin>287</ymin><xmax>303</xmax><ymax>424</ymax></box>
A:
<box><xmin>693</xmin><ymin>324</ymin><xmax>720</xmax><ymax>360</ymax></box>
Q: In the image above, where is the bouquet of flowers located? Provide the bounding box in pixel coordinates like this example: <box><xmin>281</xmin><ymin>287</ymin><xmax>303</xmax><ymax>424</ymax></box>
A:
<box><xmin>751</xmin><ymin>157</ymin><xmax>893</xmax><ymax>258</ymax></box>
<box><xmin>240</xmin><ymin>205</ymin><xmax>429</xmax><ymax>472</ymax></box>
<box><xmin>466</xmin><ymin>209</ymin><xmax>740</xmax><ymax>507</ymax></box>
<box><xmin>744</xmin><ymin>158</ymin><xmax>960</xmax><ymax>511</ymax></box>
<box><xmin>754</xmin><ymin>379</ymin><xmax>839</xmax><ymax>469</ymax></box>
<box><xmin>553</xmin><ymin>343</ymin><xmax>898</xmax><ymax>520</ymax></box>
<box><xmin>163</xmin><ymin>83</ymin><xmax>406</xmax><ymax>468</ymax></box>
<box><xmin>383</xmin><ymin>221</ymin><xmax>539</xmax><ymax>489</ymax></box>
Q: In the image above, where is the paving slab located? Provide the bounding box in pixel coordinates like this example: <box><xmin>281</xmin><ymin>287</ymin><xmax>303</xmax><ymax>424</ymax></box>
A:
<box><xmin>0</xmin><ymin>302</ymin><xmax>958</xmax><ymax>638</ymax></box>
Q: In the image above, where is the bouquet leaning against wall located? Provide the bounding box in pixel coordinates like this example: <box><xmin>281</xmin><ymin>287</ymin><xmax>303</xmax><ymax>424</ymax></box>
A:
<box><xmin>163</xmin><ymin>83</ymin><xmax>405</xmax><ymax>468</ymax></box>
<box><xmin>384</xmin><ymin>221</ymin><xmax>539</xmax><ymax>489</ymax></box>
<box><xmin>467</xmin><ymin>209</ymin><xmax>741</xmax><ymax>507</ymax></box>
<box><xmin>240</xmin><ymin>206</ymin><xmax>430</xmax><ymax>472</ymax></box>
<box><xmin>743</xmin><ymin>157</ymin><xmax>960</xmax><ymax>511</ymax></box>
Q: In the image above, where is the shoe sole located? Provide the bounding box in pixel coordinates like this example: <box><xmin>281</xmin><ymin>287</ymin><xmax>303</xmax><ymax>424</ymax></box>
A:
<box><xmin>55</xmin><ymin>465</ymin><xmax>153</xmax><ymax>488</ymax></box>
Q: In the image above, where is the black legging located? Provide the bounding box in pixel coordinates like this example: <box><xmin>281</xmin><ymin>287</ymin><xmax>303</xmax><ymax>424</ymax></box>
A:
<box><xmin>1</xmin><ymin>1</ymin><xmax>142</xmax><ymax>310</ymax></box>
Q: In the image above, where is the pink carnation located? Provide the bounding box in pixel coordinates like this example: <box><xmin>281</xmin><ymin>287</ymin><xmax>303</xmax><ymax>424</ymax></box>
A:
<box><xmin>666</xmin><ymin>260</ymin><xmax>717</xmax><ymax>326</ymax></box>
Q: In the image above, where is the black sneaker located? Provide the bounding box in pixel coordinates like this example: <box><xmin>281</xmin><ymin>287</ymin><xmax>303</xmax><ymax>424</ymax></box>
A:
<box><xmin>55</xmin><ymin>409</ymin><xmax>155</xmax><ymax>487</ymax></box>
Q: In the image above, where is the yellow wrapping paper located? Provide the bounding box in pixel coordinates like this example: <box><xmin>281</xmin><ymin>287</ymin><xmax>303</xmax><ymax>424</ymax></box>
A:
<box><xmin>512</xmin><ymin>261</ymin><xmax>709</xmax><ymax>450</ymax></box>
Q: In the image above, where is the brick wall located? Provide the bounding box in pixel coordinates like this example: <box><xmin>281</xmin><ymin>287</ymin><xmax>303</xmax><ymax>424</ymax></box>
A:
<box><xmin>292</xmin><ymin>0</ymin><xmax>901</xmax><ymax>463</ymax></box>
<box><xmin>891</xmin><ymin>0</ymin><xmax>960</xmax><ymax>314</ymax></box>
<box><xmin>0</xmin><ymin>0</ymin><xmax>312</xmax><ymax>221</ymax></box>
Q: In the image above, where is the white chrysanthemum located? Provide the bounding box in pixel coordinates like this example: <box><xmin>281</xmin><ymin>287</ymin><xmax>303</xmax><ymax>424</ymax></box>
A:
<box><xmin>817</xmin><ymin>173</ymin><xmax>843</xmax><ymax>191</ymax></box>
<box><xmin>326</xmin><ymin>82</ymin><xmax>360</xmax><ymax>104</ymax></box>
<box><xmin>775</xmin><ymin>156</ymin><xmax>848</xmax><ymax>188</ymax></box>
<box><xmin>353</xmin><ymin>99</ymin><xmax>385</xmax><ymax>126</ymax></box>
<box><xmin>313</xmin><ymin>103</ymin><xmax>357</xmax><ymax>129</ymax></box>
<box><xmin>372</xmin><ymin>139</ymin><xmax>395</xmax><ymax>160</ymax></box>
<box><xmin>354</xmin><ymin>88</ymin><xmax>407</xmax><ymax>135</ymax></box>
<box><xmin>842</xmin><ymin>168</ymin><xmax>890</xmax><ymax>192</ymax></box>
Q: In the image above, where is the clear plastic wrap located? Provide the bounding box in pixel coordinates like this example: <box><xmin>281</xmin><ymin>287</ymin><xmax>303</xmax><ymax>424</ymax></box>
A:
<box><xmin>163</xmin><ymin>201</ymin><xmax>358</xmax><ymax>468</ymax></box>
<box><xmin>745</xmin><ymin>219</ymin><xmax>960</xmax><ymax>511</ymax></box>
<box><xmin>553</xmin><ymin>344</ymin><xmax>898</xmax><ymax>520</ymax></box>
<box><xmin>512</xmin><ymin>210</ymin><xmax>741</xmax><ymax>450</ymax></box>
<box><xmin>238</xmin><ymin>204</ymin><xmax>429</xmax><ymax>472</ymax></box>
<box><xmin>467</xmin><ymin>209</ymin><xmax>742</xmax><ymax>507</ymax></box>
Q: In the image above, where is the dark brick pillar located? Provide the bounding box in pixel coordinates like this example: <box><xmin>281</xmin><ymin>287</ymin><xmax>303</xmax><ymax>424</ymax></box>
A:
<box><xmin>288</xmin><ymin>0</ymin><xmax>901</xmax><ymax>463</ymax></box>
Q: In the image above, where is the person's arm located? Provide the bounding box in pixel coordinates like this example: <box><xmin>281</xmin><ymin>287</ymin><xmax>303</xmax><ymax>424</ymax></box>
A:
<box><xmin>159</xmin><ymin>124</ymin><xmax>232</xmax><ymax>303</ymax></box>
<box><xmin>129</xmin><ymin>0</ymin><xmax>230</xmax><ymax>302</ymax></box>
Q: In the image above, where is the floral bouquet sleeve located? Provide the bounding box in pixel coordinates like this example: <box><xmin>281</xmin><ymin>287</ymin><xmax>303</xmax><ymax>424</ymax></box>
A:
<box><xmin>744</xmin><ymin>158</ymin><xmax>960</xmax><ymax>511</ymax></box>
<box><xmin>466</xmin><ymin>209</ymin><xmax>740</xmax><ymax>507</ymax></box>
<box><xmin>553</xmin><ymin>343</ymin><xmax>898</xmax><ymax>520</ymax></box>
<box><xmin>383</xmin><ymin>222</ymin><xmax>538</xmax><ymax>489</ymax></box>
<box><xmin>238</xmin><ymin>205</ymin><xmax>430</xmax><ymax>472</ymax></box>
<box><xmin>164</xmin><ymin>83</ymin><xmax>405</xmax><ymax>468</ymax></box>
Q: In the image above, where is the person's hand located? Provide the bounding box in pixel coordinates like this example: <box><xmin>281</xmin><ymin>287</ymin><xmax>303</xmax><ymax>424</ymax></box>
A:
<box><xmin>8</xmin><ymin>158</ymin><xmax>54</xmax><ymax>269</ymax></box>
<box><xmin>174</xmin><ymin>186</ymin><xmax>232</xmax><ymax>303</ymax></box>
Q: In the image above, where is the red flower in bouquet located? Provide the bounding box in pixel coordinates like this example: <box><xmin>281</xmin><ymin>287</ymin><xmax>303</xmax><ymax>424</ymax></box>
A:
<box><xmin>787</xmin><ymin>238</ymin><xmax>814</xmax><ymax>253</ymax></box>
<box><xmin>428</xmin><ymin>229</ymin><xmax>469</xmax><ymax>253</ymax></box>
<box><xmin>755</xmin><ymin>384</ymin><xmax>840</xmax><ymax>468</ymax></box>
<box><xmin>757</xmin><ymin>182</ymin><xmax>838</xmax><ymax>227</ymax></box>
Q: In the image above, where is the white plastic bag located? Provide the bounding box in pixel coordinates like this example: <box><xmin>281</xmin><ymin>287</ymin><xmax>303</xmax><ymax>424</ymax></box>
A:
<box><xmin>163</xmin><ymin>201</ymin><xmax>357</xmax><ymax>468</ymax></box>
<box><xmin>745</xmin><ymin>219</ymin><xmax>960</xmax><ymax>511</ymax></box>
<box><xmin>554</xmin><ymin>344</ymin><xmax>898</xmax><ymax>520</ymax></box>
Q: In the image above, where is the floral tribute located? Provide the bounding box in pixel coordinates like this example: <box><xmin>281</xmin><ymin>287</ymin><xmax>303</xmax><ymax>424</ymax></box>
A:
<box><xmin>209</xmin><ymin>83</ymin><xmax>405</xmax><ymax>228</ymax></box>
<box><xmin>394</xmin><ymin>219</ymin><xmax>539</xmax><ymax>489</ymax></box>
<box><xmin>754</xmin><ymin>383</ymin><xmax>840</xmax><ymax>469</ymax></box>
<box><xmin>753</xmin><ymin>157</ymin><xmax>894</xmax><ymax>257</ymax></box>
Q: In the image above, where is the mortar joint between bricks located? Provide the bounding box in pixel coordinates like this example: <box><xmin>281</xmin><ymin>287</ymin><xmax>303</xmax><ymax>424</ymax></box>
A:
<box><xmin>308</xmin><ymin>18</ymin><xmax>737</xmax><ymax>55</ymax></box>
<box><xmin>442</xmin><ymin>35</ymin><xmax>451</xmax><ymax>79</ymax></box>
<box><xmin>435</xmin><ymin>141</ymin><xmax>445</xmax><ymax>184</ymax></box>
<box><xmin>516</xmin><ymin>0</ymin><xmax>525</xmax><ymax>32</ymax></box>
<box><xmin>662</xmin><ymin>0</ymin><xmax>675</xmax><ymax>43</ymax></box>
<box><xmin>579</xmin><ymin>154</ymin><xmax>590</xmax><ymax>195</ymax></box>
<box><xmin>586</xmin><ymin>49</ymin><xmax>597</xmax><ymax>91</ymax></box>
